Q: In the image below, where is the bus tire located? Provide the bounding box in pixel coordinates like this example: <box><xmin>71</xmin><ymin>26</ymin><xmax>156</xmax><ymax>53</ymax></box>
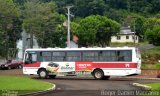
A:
<box><xmin>38</xmin><ymin>69</ymin><xmax>48</xmax><ymax>79</ymax></box>
<box><xmin>93</xmin><ymin>69</ymin><xmax>104</xmax><ymax>80</ymax></box>
<box><xmin>8</xmin><ymin>66</ymin><xmax>11</xmax><ymax>70</ymax></box>
<box><xmin>18</xmin><ymin>65</ymin><xmax>22</xmax><ymax>69</ymax></box>
<box><xmin>49</xmin><ymin>75</ymin><xmax>56</xmax><ymax>79</ymax></box>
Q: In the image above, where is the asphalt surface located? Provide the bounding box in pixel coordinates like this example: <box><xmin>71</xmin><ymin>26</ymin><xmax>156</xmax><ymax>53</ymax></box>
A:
<box><xmin>0</xmin><ymin>69</ymin><xmax>160</xmax><ymax>96</ymax></box>
<box><xmin>138</xmin><ymin>44</ymin><xmax>155</xmax><ymax>51</ymax></box>
<box><xmin>33</xmin><ymin>77</ymin><xmax>160</xmax><ymax>96</ymax></box>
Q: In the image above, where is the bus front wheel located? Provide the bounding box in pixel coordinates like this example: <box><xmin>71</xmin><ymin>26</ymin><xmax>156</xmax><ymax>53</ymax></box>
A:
<box><xmin>38</xmin><ymin>69</ymin><xmax>48</xmax><ymax>79</ymax></box>
<box><xmin>93</xmin><ymin>69</ymin><xmax>104</xmax><ymax>80</ymax></box>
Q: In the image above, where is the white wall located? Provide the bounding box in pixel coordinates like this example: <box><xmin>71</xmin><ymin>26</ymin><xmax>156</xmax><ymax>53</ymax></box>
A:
<box><xmin>111</xmin><ymin>34</ymin><xmax>139</xmax><ymax>43</ymax></box>
<box><xmin>16</xmin><ymin>30</ymin><xmax>40</xmax><ymax>59</ymax></box>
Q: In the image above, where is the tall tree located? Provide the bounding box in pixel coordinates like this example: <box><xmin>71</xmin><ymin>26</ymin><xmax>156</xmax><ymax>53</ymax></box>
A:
<box><xmin>74</xmin><ymin>0</ymin><xmax>105</xmax><ymax>17</ymax></box>
<box><xmin>0</xmin><ymin>0</ymin><xmax>22</xmax><ymax>59</ymax></box>
<box><xmin>52</xmin><ymin>0</ymin><xmax>105</xmax><ymax>17</ymax></box>
<box><xmin>75</xmin><ymin>15</ymin><xmax>120</xmax><ymax>47</ymax></box>
<box><xmin>144</xmin><ymin>17</ymin><xmax>160</xmax><ymax>45</ymax></box>
<box><xmin>22</xmin><ymin>0</ymin><xmax>66</xmax><ymax>48</ymax></box>
<box><xmin>129</xmin><ymin>15</ymin><xmax>146</xmax><ymax>41</ymax></box>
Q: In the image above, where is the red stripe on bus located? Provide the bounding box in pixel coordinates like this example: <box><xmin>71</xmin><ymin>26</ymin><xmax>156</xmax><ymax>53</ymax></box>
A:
<box><xmin>92</xmin><ymin>63</ymin><xmax>137</xmax><ymax>68</ymax></box>
<box><xmin>75</xmin><ymin>62</ymin><xmax>92</xmax><ymax>71</ymax></box>
<box><xmin>23</xmin><ymin>62</ymin><xmax>41</xmax><ymax>67</ymax></box>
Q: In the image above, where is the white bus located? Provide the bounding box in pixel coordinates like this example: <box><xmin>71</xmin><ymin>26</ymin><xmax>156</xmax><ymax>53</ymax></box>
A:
<box><xmin>23</xmin><ymin>47</ymin><xmax>141</xmax><ymax>80</ymax></box>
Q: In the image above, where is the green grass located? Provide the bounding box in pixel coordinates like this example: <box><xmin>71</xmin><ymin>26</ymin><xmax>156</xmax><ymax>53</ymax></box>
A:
<box><xmin>141</xmin><ymin>63</ymin><xmax>160</xmax><ymax>69</ymax></box>
<box><xmin>142</xmin><ymin>46</ymin><xmax>160</xmax><ymax>55</ymax></box>
<box><xmin>142</xmin><ymin>46</ymin><xmax>160</xmax><ymax>64</ymax></box>
<box><xmin>146</xmin><ymin>83</ymin><xmax>160</xmax><ymax>90</ymax></box>
<box><xmin>141</xmin><ymin>64</ymin><xmax>148</xmax><ymax>69</ymax></box>
<box><xmin>0</xmin><ymin>76</ymin><xmax>53</xmax><ymax>95</ymax></box>
<box><xmin>138</xmin><ymin>83</ymin><xmax>160</xmax><ymax>96</ymax></box>
<box><xmin>155</xmin><ymin>63</ymin><xmax>160</xmax><ymax>69</ymax></box>
<box><xmin>110</xmin><ymin>42</ymin><xmax>137</xmax><ymax>47</ymax></box>
<box><xmin>110</xmin><ymin>42</ymin><xmax>148</xmax><ymax>47</ymax></box>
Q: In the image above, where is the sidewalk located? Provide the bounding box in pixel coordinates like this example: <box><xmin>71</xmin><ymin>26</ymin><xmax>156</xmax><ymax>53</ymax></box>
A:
<box><xmin>123</xmin><ymin>75</ymin><xmax>160</xmax><ymax>80</ymax></box>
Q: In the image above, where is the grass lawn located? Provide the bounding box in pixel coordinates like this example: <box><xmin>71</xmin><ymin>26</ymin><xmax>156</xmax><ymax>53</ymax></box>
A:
<box><xmin>110</xmin><ymin>42</ymin><xmax>148</xmax><ymax>47</ymax></box>
<box><xmin>0</xmin><ymin>76</ymin><xmax>53</xmax><ymax>95</ymax></box>
<box><xmin>142</xmin><ymin>46</ymin><xmax>160</xmax><ymax>65</ymax></box>
<box><xmin>139</xmin><ymin>83</ymin><xmax>160</xmax><ymax>96</ymax></box>
<box><xmin>141</xmin><ymin>63</ymin><xmax>160</xmax><ymax>69</ymax></box>
<box><xmin>146</xmin><ymin>83</ymin><xmax>160</xmax><ymax>90</ymax></box>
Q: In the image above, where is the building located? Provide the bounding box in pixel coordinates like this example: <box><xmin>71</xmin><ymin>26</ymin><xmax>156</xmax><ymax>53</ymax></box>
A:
<box><xmin>111</xmin><ymin>27</ymin><xmax>138</xmax><ymax>43</ymax></box>
<box><xmin>16</xmin><ymin>30</ymin><xmax>39</xmax><ymax>59</ymax></box>
<box><xmin>70</xmin><ymin>35</ymin><xmax>78</xmax><ymax>48</ymax></box>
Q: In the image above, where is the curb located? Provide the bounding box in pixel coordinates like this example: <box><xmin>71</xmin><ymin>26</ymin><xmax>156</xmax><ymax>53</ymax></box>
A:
<box><xmin>132</xmin><ymin>83</ymin><xmax>151</xmax><ymax>90</ymax></box>
<box><xmin>20</xmin><ymin>83</ymin><xmax>56</xmax><ymax>96</ymax></box>
<box><xmin>124</xmin><ymin>77</ymin><xmax>160</xmax><ymax>80</ymax></box>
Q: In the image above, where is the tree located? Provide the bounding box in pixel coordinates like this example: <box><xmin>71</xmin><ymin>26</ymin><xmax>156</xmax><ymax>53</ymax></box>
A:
<box><xmin>144</xmin><ymin>17</ymin><xmax>160</xmax><ymax>31</ymax></box>
<box><xmin>104</xmin><ymin>9</ymin><xmax>129</xmax><ymax>23</ymax></box>
<box><xmin>145</xmin><ymin>25</ymin><xmax>160</xmax><ymax>46</ymax></box>
<box><xmin>144</xmin><ymin>17</ymin><xmax>160</xmax><ymax>45</ymax></box>
<box><xmin>75</xmin><ymin>15</ymin><xmax>120</xmax><ymax>47</ymax></box>
<box><xmin>22</xmin><ymin>0</ymin><xmax>66</xmax><ymax>48</ymax></box>
<box><xmin>74</xmin><ymin>0</ymin><xmax>105</xmax><ymax>17</ymax></box>
<box><xmin>129</xmin><ymin>15</ymin><xmax>146</xmax><ymax>41</ymax></box>
<box><xmin>95</xmin><ymin>16</ymin><xmax>120</xmax><ymax>47</ymax></box>
<box><xmin>52</xmin><ymin>0</ymin><xmax>105</xmax><ymax>17</ymax></box>
<box><xmin>0</xmin><ymin>0</ymin><xmax>22</xmax><ymax>59</ymax></box>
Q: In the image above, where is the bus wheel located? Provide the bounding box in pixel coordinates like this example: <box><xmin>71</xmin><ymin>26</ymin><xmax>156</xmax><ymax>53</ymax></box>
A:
<box><xmin>8</xmin><ymin>66</ymin><xmax>11</xmax><ymax>70</ymax></box>
<box><xmin>93</xmin><ymin>69</ymin><xmax>104</xmax><ymax>80</ymax></box>
<box><xmin>49</xmin><ymin>75</ymin><xmax>56</xmax><ymax>79</ymax></box>
<box><xmin>38</xmin><ymin>69</ymin><xmax>48</xmax><ymax>79</ymax></box>
<box><xmin>18</xmin><ymin>65</ymin><xmax>22</xmax><ymax>69</ymax></box>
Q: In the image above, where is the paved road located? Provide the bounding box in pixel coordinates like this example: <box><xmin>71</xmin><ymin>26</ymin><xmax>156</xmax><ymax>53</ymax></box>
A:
<box><xmin>32</xmin><ymin>77</ymin><xmax>159</xmax><ymax>96</ymax></box>
<box><xmin>0</xmin><ymin>69</ymin><xmax>159</xmax><ymax>96</ymax></box>
<box><xmin>138</xmin><ymin>44</ymin><xmax>155</xmax><ymax>51</ymax></box>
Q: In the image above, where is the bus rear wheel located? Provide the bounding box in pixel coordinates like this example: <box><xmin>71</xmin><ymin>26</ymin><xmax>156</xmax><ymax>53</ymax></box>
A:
<box><xmin>38</xmin><ymin>69</ymin><xmax>48</xmax><ymax>79</ymax></box>
<box><xmin>93</xmin><ymin>69</ymin><xmax>104</xmax><ymax>80</ymax></box>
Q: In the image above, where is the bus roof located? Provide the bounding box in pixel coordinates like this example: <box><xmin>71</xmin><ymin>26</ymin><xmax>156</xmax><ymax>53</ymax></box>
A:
<box><xmin>25</xmin><ymin>47</ymin><xmax>137</xmax><ymax>51</ymax></box>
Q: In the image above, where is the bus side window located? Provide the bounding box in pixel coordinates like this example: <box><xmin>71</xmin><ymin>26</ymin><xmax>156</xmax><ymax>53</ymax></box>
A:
<box><xmin>117</xmin><ymin>50</ymin><xmax>132</xmax><ymax>61</ymax></box>
<box><xmin>40</xmin><ymin>51</ymin><xmax>52</xmax><ymax>61</ymax></box>
<box><xmin>117</xmin><ymin>51</ymin><xmax>124</xmax><ymax>61</ymax></box>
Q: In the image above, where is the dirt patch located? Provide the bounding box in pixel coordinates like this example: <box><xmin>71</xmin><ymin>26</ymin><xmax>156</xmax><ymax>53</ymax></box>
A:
<box><xmin>0</xmin><ymin>69</ymin><xmax>24</xmax><ymax>76</ymax></box>
<box><xmin>138</xmin><ymin>69</ymin><xmax>160</xmax><ymax>78</ymax></box>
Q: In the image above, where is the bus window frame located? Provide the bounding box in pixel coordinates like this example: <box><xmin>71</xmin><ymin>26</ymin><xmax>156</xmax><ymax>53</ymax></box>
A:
<box><xmin>52</xmin><ymin>51</ymin><xmax>66</xmax><ymax>62</ymax></box>
<box><xmin>25</xmin><ymin>51</ymin><xmax>38</xmax><ymax>64</ymax></box>
<box><xmin>25</xmin><ymin>49</ymin><xmax>133</xmax><ymax>63</ymax></box>
<box><xmin>40</xmin><ymin>51</ymin><xmax>52</xmax><ymax>62</ymax></box>
<box><xmin>66</xmin><ymin>51</ymin><xmax>82</xmax><ymax>62</ymax></box>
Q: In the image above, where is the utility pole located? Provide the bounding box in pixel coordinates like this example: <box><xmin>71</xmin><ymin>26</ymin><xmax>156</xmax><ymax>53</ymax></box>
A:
<box><xmin>66</xmin><ymin>6</ymin><xmax>73</xmax><ymax>48</ymax></box>
<box><xmin>29</xmin><ymin>25</ymin><xmax>33</xmax><ymax>48</ymax></box>
<box><xmin>128</xmin><ymin>16</ymin><xmax>136</xmax><ymax>46</ymax></box>
<box><xmin>133</xmin><ymin>19</ymin><xmax>136</xmax><ymax>46</ymax></box>
<box><xmin>30</xmin><ymin>30</ymin><xmax>33</xmax><ymax>48</ymax></box>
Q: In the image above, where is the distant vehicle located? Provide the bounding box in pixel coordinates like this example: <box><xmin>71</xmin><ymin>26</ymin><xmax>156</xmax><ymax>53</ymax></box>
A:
<box><xmin>0</xmin><ymin>59</ymin><xmax>23</xmax><ymax>70</ymax></box>
<box><xmin>23</xmin><ymin>47</ymin><xmax>141</xmax><ymax>80</ymax></box>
